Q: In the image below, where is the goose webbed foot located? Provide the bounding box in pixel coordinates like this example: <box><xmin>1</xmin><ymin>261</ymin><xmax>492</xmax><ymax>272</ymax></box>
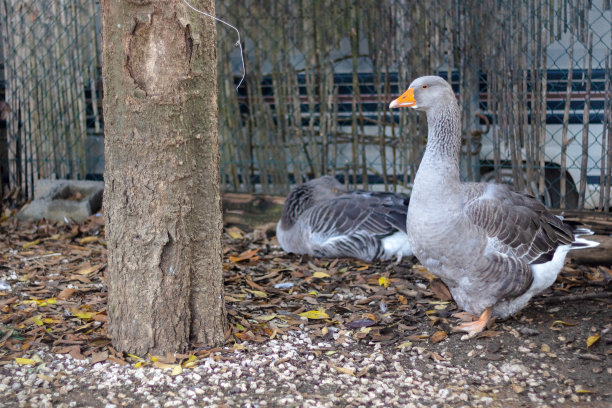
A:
<box><xmin>452</xmin><ymin>311</ymin><xmax>475</xmax><ymax>322</ymax></box>
<box><xmin>451</xmin><ymin>307</ymin><xmax>494</xmax><ymax>339</ymax></box>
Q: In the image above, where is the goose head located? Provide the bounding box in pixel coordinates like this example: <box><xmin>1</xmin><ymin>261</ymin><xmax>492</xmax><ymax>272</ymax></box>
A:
<box><xmin>389</xmin><ymin>76</ymin><xmax>455</xmax><ymax>112</ymax></box>
<box><xmin>280</xmin><ymin>176</ymin><xmax>345</xmax><ymax>227</ymax></box>
<box><xmin>305</xmin><ymin>176</ymin><xmax>346</xmax><ymax>202</ymax></box>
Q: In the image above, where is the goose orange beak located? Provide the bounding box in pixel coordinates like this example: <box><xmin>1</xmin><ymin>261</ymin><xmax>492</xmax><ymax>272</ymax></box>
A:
<box><xmin>389</xmin><ymin>87</ymin><xmax>416</xmax><ymax>109</ymax></box>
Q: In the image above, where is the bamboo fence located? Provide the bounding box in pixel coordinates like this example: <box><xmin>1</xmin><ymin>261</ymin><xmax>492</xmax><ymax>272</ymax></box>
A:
<box><xmin>215</xmin><ymin>0</ymin><xmax>611</xmax><ymax>210</ymax></box>
<box><xmin>1</xmin><ymin>0</ymin><xmax>101</xmax><ymax>198</ymax></box>
<box><xmin>0</xmin><ymin>0</ymin><xmax>610</xmax><ymax>210</ymax></box>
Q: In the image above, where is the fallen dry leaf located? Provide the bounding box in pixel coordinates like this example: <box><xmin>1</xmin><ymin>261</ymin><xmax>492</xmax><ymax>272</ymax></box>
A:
<box><xmin>91</xmin><ymin>351</ymin><xmax>108</xmax><ymax>364</ymax></box>
<box><xmin>430</xmin><ymin>330</ymin><xmax>447</xmax><ymax>344</ymax></box>
<box><xmin>586</xmin><ymin>334</ymin><xmax>600</xmax><ymax>348</ymax></box>
<box><xmin>57</xmin><ymin>288</ymin><xmax>76</xmax><ymax>300</ymax></box>
<box><xmin>228</xmin><ymin>248</ymin><xmax>259</xmax><ymax>262</ymax></box>
<box><xmin>298</xmin><ymin>310</ymin><xmax>330</xmax><ymax>320</ymax></box>
<box><xmin>429</xmin><ymin>279</ymin><xmax>452</xmax><ymax>301</ymax></box>
<box><xmin>378</xmin><ymin>276</ymin><xmax>390</xmax><ymax>288</ymax></box>
<box><xmin>329</xmin><ymin>363</ymin><xmax>355</xmax><ymax>376</ymax></box>
<box><xmin>551</xmin><ymin>320</ymin><xmax>578</xmax><ymax>328</ymax></box>
<box><xmin>14</xmin><ymin>357</ymin><xmax>36</xmax><ymax>365</ymax></box>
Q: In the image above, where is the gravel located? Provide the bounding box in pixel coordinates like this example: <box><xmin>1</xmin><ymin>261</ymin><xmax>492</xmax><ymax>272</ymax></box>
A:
<box><xmin>1</xmin><ymin>328</ymin><xmax>608</xmax><ymax>407</ymax></box>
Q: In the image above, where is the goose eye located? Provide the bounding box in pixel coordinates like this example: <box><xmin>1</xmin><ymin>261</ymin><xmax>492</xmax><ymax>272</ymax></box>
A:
<box><xmin>422</xmin><ymin>85</ymin><xmax>428</xmax><ymax>89</ymax></box>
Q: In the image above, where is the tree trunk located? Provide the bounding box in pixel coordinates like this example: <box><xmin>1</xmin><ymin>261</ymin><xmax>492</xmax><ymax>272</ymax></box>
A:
<box><xmin>101</xmin><ymin>0</ymin><xmax>226</xmax><ymax>355</ymax></box>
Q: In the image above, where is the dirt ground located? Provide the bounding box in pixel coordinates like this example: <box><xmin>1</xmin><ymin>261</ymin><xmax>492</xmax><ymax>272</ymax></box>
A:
<box><xmin>0</xmin><ymin>197</ymin><xmax>610</xmax><ymax>407</ymax></box>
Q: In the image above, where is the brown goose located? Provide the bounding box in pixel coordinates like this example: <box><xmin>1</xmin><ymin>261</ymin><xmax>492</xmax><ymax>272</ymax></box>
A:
<box><xmin>276</xmin><ymin>176</ymin><xmax>412</xmax><ymax>262</ymax></box>
<box><xmin>390</xmin><ymin>76</ymin><xmax>599</xmax><ymax>337</ymax></box>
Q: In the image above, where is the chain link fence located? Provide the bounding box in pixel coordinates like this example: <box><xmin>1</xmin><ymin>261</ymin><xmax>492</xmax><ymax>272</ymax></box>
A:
<box><xmin>1</xmin><ymin>0</ymin><xmax>102</xmax><ymax>200</ymax></box>
<box><xmin>1</xmin><ymin>0</ymin><xmax>611</xmax><ymax>211</ymax></box>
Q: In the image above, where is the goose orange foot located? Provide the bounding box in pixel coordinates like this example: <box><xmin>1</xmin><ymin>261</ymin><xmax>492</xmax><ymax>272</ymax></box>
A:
<box><xmin>451</xmin><ymin>307</ymin><xmax>494</xmax><ymax>339</ymax></box>
<box><xmin>452</xmin><ymin>311</ymin><xmax>476</xmax><ymax>322</ymax></box>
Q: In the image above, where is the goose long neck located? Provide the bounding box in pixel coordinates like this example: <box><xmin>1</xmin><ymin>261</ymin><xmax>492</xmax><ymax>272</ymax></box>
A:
<box><xmin>419</xmin><ymin>102</ymin><xmax>462</xmax><ymax>183</ymax></box>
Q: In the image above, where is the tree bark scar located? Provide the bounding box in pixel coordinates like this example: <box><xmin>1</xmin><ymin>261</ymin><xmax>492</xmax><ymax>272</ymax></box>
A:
<box><xmin>126</xmin><ymin>11</ymin><xmax>192</xmax><ymax>96</ymax></box>
<box><xmin>160</xmin><ymin>231</ymin><xmax>177</xmax><ymax>275</ymax></box>
<box><xmin>185</xmin><ymin>24</ymin><xmax>193</xmax><ymax>65</ymax></box>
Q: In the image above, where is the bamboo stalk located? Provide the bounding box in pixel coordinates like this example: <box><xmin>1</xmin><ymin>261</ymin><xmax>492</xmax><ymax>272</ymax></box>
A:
<box><xmin>578</xmin><ymin>31</ymin><xmax>592</xmax><ymax>209</ymax></box>
<box><xmin>602</xmin><ymin>49</ymin><xmax>611</xmax><ymax>210</ymax></box>
<box><xmin>560</xmin><ymin>32</ymin><xmax>574</xmax><ymax>209</ymax></box>
<box><xmin>538</xmin><ymin>11</ymin><xmax>548</xmax><ymax>202</ymax></box>
<box><xmin>599</xmin><ymin>51</ymin><xmax>609</xmax><ymax>210</ymax></box>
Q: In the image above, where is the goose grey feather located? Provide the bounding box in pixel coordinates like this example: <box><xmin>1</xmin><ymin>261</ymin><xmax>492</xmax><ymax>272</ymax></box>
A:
<box><xmin>390</xmin><ymin>76</ymin><xmax>599</xmax><ymax>319</ymax></box>
<box><xmin>276</xmin><ymin>176</ymin><xmax>412</xmax><ymax>262</ymax></box>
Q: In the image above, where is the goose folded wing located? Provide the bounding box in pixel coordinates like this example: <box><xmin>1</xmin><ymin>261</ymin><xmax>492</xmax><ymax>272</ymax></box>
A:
<box><xmin>309</xmin><ymin>195</ymin><xmax>403</xmax><ymax>237</ymax></box>
<box><xmin>303</xmin><ymin>194</ymin><xmax>406</xmax><ymax>260</ymax></box>
<box><xmin>463</xmin><ymin>184</ymin><xmax>574</xmax><ymax>265</ymax></box>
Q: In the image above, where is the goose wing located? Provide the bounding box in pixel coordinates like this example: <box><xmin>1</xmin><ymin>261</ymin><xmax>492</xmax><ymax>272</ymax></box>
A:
<box><xmin>461</xmin><ymin>183</ymin><xmax>574</xmax><ymax>296</ymax></box>
<box><xmin>304</xmin><ymin>192</ymin><xmax>408</xmax><ymax>260</ymax></box>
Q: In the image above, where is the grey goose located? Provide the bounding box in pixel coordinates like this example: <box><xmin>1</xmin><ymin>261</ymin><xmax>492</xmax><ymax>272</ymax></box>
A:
<box><xmin>389</xmin><ymin>76</ymin><xmax>599</xmax><ymax>337</ymax></box>
<box><xmin>276</xmin><ymin>176</ymin><xmax>413</xmax><ymax>262</ymax></box>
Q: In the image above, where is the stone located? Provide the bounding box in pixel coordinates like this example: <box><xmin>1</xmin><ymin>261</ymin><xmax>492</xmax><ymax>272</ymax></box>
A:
<box><xmin>18</xmin><ymin>179</ymin><xmax>104</xmax><ymax>223</ymax></box>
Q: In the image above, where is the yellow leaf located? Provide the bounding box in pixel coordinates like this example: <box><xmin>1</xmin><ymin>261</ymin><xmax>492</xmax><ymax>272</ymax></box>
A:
<box><xmin>298</xmin><ymin>310</ymin><xmax>329</xmax><ymax>320</ymax></box>
<box><xmin>15</xmin><ymin>358</ymin><xmax>36</xmax><ymax>365</ymax></box>
<box><xmin>245</xmin><ymin>289</ymin><xmax>267</xmax><ymax>298</ymax></box>
<box><xmin>541</xmin><ymin>344</ymin><xmax>551</xmax><ymax>353</ymax></box>
<box><xmin>576</xmin><ymin>387</ymin><xmax>594</xmax><ymax>394</ymax></box>
<box><xmin>134</xmin><ymin>361</ymin><xmax>144</xmax><ymax>368</ymax></box>
<box><xmin>434</xmin><ymin>304</ymin><xmax>448</xmax><ymax>310</ymax></box>
<box><xmin>127</xmin><ymin>354</ymin><xmax>143</xmax><ymax>361</ymax></box>
<box><xmin>307</xmin><ymin>290</ymin><xmax>318</xmax><ymax>296</ymax></box>
<box><xmin>396</xmin><ymin>341</ymin><xmax>413</xmax><ymax>349</ymax></box>
<box><xmin>233</xmin><ymin>343</ymin><xmax>247</xmax><ymax>351</ymax></box>
<box><xmin>32</xmin><ymin>316</ymin><xmax>44</xmax><ymax>326</ymax></box>
<box><xmin>48</xmin><ymin>233</ymin><xmax>61</xmax><ymax>240</ymax></box>
<box><xmin>150</xmin><ymin>355</ymin><xmax>159</xmax><ymax>362</ymax></box>
<box><xmin>313</xmin><ymin>271</ymin><xmax>330</xmax><ymax>278</ymax></box>
<box><xmin>23</xmin><ymin>239</ymin><xmax>40</xmax><ymax>249</ymax></box>
<box><xmin>378</xmin><ymin>277</ymin><xmax>390</xmax><ymax>288</ymax></box>
<box><xmin>72</xmin><ymin>309</ymin><xmax>96</xmax><ymax>319</ymax></box>
<box><xmin>551</xmin><ymin>320</ymin><xmax>577</xmax><ymax>328</ymax></box>
<box><xmin>24</xmin><ymin>298</ymin><xmax>56</xmax><ymax>307</ymax></box>
<box><xmin>586</xmin><ymin>334</ymin><xmax>600</xmax><ymax>348</ymax></box>
<box><xmin>182</xmin><ymin>355</ymin><xmax>197</xmax><ymax>368</ymax></box>
<box><xmin>78</xmin><ymin>236</ymin><xmax>99</xmax><ymax>245</ymax></box>
<box><xmin>226</xmin><ymin>227</ymin><xmax>244</xmax><ymax>239</ymax></box>
<box><xmin>171</xmin><ymin>365</ymin><xmax>183</xmax><ymax>376</ymax></box>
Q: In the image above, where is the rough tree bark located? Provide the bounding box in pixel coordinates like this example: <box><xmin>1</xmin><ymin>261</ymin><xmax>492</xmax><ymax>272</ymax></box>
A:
<box><xmin>101</xmin><ymin>0</ymin><xmax>226</xmax><ymax>355</ymax></box>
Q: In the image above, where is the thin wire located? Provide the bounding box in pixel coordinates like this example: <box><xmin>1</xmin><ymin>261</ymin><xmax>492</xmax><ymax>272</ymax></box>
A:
<box><xmin>182</xmin><ymin>0</ymin><xmax>245</xmax><ymax>91</ymax></box>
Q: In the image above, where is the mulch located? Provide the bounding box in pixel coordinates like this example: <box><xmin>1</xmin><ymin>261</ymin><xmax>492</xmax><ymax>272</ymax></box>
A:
<box><xmin>1</xmin><ymin>210</ymin><xmax>611</xmax><ymax>371</ymax></box>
